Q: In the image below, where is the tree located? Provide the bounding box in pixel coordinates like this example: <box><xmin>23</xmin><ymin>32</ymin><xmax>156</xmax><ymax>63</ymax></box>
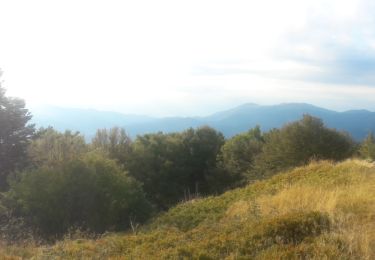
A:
<box><xmin>219</xmin><ymin>126</ymin><xmax>264</xmax><ymax>183</ymax></box>
<box><xmin>91</xmin><ymin>127</ymin><xmax>132</xmax><ymax>166</ymax></box>
<box><xmin>28</xmin><ymin>127</ymin><xmax>87</xmax><ymax>168</ymax></box>
<box><xmin>179</xmin><ymin>126</ymin><xmax>226</xmax><ymax>194</ymax></box>
<box><xmin>127</xmin><ymin>132</ymin><xmax>184</xmax><ymax>208</ymax></box>
<box><xmin>255</xmin><ymin>115</ymin><xmax>355</xmax><ymax>176</ymax></box>
<box><xmin>127</xmin><ymin>126</ymin><xmax>226</xmax><ymax>209</ymax></box>
<box><xmin>359</xmin><ymin>132</ymin><xmax>375</xmax><ymax>160</ymax></box>
<box><xmin>8</xmin><ymin>152</ymin><xmax>152</xmax><ymax>237</ymax></box>
<box><xmin>0</xmin><ymin>84</ymin><xmax>34</xmax><ymax>190</ymax></box>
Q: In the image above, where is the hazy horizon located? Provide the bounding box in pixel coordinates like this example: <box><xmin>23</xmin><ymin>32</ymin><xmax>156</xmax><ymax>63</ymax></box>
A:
<box><xmin>2</xmin><ymin>0</ymin><xmax>375</xmax><ymax>116</ymax></box>
<box><xmin>28</xmin><ymin>101</ymin><xmax>375</xmax><ymax>119</ymax></box>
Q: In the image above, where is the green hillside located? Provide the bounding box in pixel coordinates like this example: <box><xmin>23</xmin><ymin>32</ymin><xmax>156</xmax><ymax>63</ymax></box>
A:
<box><xmin>2</xmin><ymin>159</ymin><xmax>375</xmax><ymax>259</ymax></box>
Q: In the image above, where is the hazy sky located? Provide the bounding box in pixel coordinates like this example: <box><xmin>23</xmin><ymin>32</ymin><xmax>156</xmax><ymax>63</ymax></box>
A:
<box><xmin>1</xmin><ymin>0</ymin><xmax>375</xmax><ymax>116</ymax></box>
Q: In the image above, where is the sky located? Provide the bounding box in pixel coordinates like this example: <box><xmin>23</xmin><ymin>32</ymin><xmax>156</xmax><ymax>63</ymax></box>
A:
<box><xmin>1</xmin><ymin>0</ymin><xmax>375</xmax><ymax>116</ymax></box>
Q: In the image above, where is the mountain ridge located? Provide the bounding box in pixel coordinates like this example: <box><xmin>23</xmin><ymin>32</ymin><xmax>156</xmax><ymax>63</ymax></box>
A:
<box><xmin>30</xmin><ymin>103</ymin><xmax>375</xmax><ymax>140</ymax></box>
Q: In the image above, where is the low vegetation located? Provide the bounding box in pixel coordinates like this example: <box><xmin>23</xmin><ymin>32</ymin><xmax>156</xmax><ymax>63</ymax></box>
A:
<box><xmin>2</xmin><ymin>160</ymin><xmax>375</xmax><ymax>259</ymax></box>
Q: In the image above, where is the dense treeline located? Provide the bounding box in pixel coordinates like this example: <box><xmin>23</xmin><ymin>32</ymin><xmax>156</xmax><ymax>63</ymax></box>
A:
<box><xmin>1</xmin><ymin>84</ymin><xmax>374</xmax><ymax>241</ymax></box>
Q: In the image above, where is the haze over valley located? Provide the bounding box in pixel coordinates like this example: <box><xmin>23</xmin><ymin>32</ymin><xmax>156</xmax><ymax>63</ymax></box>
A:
<box><xmin>31</xmin><ymin>103</ymin><xmax>375</xmax><ymax>141</ymax></box>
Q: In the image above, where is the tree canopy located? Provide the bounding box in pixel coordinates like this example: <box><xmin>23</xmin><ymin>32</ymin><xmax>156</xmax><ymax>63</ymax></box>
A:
<box><xmin>127</xmin><ymin>126</ymin><xmax>226</xmax><ymax>208</ymax></box>
<box><xmin>91</xmin><ymin>127</ymin><xmax>132</xmax><ymax>166</ymax></box>
<box><xmin>28</xmin><ymin>127</ymin><xmax>87</xmax><ymax>168</ymax></box>
<box><xmin>219</xmin><ymin>126</ymin><xmax>264</xmax><ymax>183</ymax></box>
<box><xmin>0</xmin><ymin>85</ymin><xmax>34</xmax><ymax>190</ymax></box>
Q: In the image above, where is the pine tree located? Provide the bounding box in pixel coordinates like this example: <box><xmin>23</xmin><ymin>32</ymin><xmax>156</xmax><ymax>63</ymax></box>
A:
<box><xmin>0</xmin><ymin>84</ymin><xmax>34</xmax><ymax>190</ymax></box>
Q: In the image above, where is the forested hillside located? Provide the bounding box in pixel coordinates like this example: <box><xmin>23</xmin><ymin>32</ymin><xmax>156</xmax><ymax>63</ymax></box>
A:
<box><xmin>2</xmin><ymin>85</ymin><xmax>375</xmax><ymax>259</ymax></box>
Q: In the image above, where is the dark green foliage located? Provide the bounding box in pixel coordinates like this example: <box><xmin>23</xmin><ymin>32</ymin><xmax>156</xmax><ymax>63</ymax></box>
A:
<box><xmin>179</xmin><ymin>127</ymin><xmax>226</xmax><ymax>194</ymax></box>
<box><xmin>359</xmin><ymin>132</ymin><xmax>375</xmax><ymax>160</ymax></box>
<box><xmin>127</xmin><ymin>126</ymin><xmax>226</xmax><ymax>209</ymax></box>
<box><xmin>0</xmin><ymin>193</ymin><xmax>33</xmax><ymax>244</ymax></box>
<box><xmin>127</xmin><ymin>132</ymin><xmax>182</xmax><ymax>208</ymax></box>
<box><xmin>219</xmin><ymin>126</ymin><xmax>264</xmax><ymax>183</ymax></box>
<box><xmin>0</xmin><ymin>85</ymin><xmax>35</xmax><ymax>190</ymax></box>
<box><xmin>255</xmin><ymin>115</ymin><xmax>355</xmax><ymax>175</ymax></box>
<box><xmin>8</xmin><ymin>153</ymin><xmax>152</xmax><ymax>237</ymax></box>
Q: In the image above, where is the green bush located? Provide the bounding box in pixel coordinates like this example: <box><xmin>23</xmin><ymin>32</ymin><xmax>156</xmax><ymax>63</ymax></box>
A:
<box><xmin>8</xmin><ymin>152</ymin><xmax>152</xmax><ymax>237</ymax></box>
<box><xmin>0</xmin><ymin>192</ymin><xmax>37</xmax><ymax>244</ymax></box>
<box><xmin>255</xmin><ymin>115</ymin><xmax>355</xmax><ymax>175</ymax></box>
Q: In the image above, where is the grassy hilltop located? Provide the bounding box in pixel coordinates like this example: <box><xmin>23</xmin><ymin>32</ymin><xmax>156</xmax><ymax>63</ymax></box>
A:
<box><xmin>2</xmin><ymin>159</ymin><xmax>375</xmax><ymax>259</ymax></box>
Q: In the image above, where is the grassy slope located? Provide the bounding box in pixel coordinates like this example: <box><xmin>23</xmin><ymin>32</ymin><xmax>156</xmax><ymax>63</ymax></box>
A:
<box><xmin>2</xmin><ymin>160</ymin><xmax>375</xmax><ymax>259</ymax></box>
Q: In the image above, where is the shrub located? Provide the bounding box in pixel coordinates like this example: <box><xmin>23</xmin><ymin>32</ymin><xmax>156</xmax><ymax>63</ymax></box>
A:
<box><xmin>8</xmin><ymin>152</ymin><xmax>152</xmax><ymax>238</ymax></box>
<box><xmin>255</xmin><ymin>115</ymin><xmax>355</xmax><ymax>175</ymax></box>
<box><xmin>0</xmin><ymin>193</ymin><xmax>35</xmax><ymax>244</ymax></box>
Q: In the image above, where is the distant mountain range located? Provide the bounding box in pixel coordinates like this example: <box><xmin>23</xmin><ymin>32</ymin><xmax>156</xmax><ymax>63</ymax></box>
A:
<box><xmin>30</xmin><ymin>103</ymin><xmax>375</xmax><ymax>141</ymax></box>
